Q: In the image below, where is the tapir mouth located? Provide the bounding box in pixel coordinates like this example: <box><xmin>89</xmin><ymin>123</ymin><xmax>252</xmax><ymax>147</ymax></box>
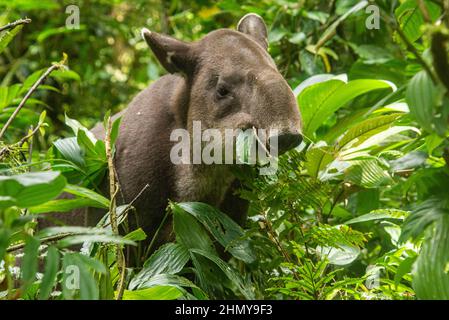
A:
<box><xmin>269</xmin><ymin>132</ymin><xmax>303</xmax><ymax>155</ymax></box>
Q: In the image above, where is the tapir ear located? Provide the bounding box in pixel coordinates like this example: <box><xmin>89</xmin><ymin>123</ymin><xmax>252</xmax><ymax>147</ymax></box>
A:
<box><xmin>237</xmin><ymin>13</ymin><xmax>268</xmax><ymax>50</ymax></box>
<box><xmin>141</xmin><ymin>28</ymin><xmax>194</xmax><ymax>74</ymax></box>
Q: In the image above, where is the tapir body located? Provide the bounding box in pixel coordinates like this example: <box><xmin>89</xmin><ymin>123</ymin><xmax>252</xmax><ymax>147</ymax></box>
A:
<box><xmin>43</xmin><ymin>14</ymin><xmax>302</xmax><ymax>262</ymax></box>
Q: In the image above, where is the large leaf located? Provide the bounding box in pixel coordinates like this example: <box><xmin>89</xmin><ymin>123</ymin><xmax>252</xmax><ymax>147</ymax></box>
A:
<box><xmin>0</xmin><ymin>171</ymin><xmax>66</xmax><ymax>208</ymax></box>
<box><xmin>176</xmin><ymin>202</ymin><xmax>256</xmax><ymax>263</ymax></box>
<box><xmin>21</xmin><ymin>236</ymin><xmax>40</xmax><ymax>292</ymax></box>
<box><xmin>39</xmin><ymin>246</ymin><xmax>60</xmax><ymax>300</ymax></box>
<box><xmin>345</xmin><ymin>209</ymin><xmax>407</xmax><ymax>225</ymax></box>
<box><xmin>62</xmin><ymin>253</ymin><xmax>104</xmax><ymax>300</ymax></box>
<box><xmin>29</xmin><ymin>198</ymin><xmax>105</xmax><ymax>214</ymax></box>
<box><xmin>345</xmin><ymin>160</ymin><xmax>393</xmax><ymax>188</ymax></box>
<box><xmin>336</xmin><ymin>114</ymin><xmax>403</xmax><ymax>150</ymax></box>
<box><xmin>316</xmin><ymin>244</ymin><xmax>360</xmax><ymax>266</ymax></box>
<box><xmin>412</xmin><ymin>215</ymin><xmax>449</xmax><ymax>299</ymax></box>
<box><xmin>190</xmin><ymin>248</ymin><xmax>254</xmax><ymax>299</ymax></box>
<box><xmin>171</xmin><ymin>203</ymin><xmax>216</xmax><ymax>254</ymax></box>
<box><xmin>65</xmin><ymin>184</ymin><xmax>109</xmax><ymax>207</ymax></box>
<box><xmin>121</xmin><ymin>286</ymin><xmax>183</xmax><ymax>300</ymax></box>
<box><xmin>400</xmin><ymin>197</ymin><xmax>449</xmax><ymax>243</ymax></box>
<box><xmin>298</xmin><ymin>79</ymin><xmax>395</xmax><ymax>138</ymax></box>
<box><xmin>395</xmin><ymin>0</ymin><xmax>441</xmax><ymax>43</ymax></box>
<box><xmin>129</xmin><ymin>243</ymin><xmax>190</xmax><ymax>290</ymax></box>
<box><xmin>406</xmin><ymin>70</ymin><xmax>441</xmax><ymax>133</ymax></box>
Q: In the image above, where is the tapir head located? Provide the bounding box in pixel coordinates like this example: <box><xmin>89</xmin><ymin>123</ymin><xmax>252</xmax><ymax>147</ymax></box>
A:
<box><xmin>142</xmin><ymin>13</ymin><xmax>302</xmax><ymax>155</ymax></box>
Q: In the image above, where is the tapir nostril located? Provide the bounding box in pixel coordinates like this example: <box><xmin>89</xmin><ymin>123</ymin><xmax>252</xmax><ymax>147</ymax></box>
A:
<box><xmin>269</xmin><ymin>133</ymin><xmax>303</xmax><ymax>155</ymax></box>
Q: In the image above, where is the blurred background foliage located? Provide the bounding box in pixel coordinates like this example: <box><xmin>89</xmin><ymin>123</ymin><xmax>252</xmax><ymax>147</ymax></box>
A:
<box><xmin>0</xmin><ymin>0</ymin><xmax>404</xmax><ymax>136</ymax></box>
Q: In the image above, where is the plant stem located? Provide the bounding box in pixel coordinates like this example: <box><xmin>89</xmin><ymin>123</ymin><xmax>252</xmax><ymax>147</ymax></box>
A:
<box><xmin>6</xmin><ymin>233</ymin><xmax>72</xmax><ymax>252</ymax></box>
<box><xmin>144</xmin><ymin>207</ymin><xmax>170</xmax><ymax>260</ymax></box>
<box><xmin>0</xmin><ymin>18</ymin><xmax>31</xmax><ymax>33</ymax></box>
<box><xmin>382</xmin><ymin>12</ymin><xmax>438</xmax><ymax>84</ymax></box>
<box><xmin>0</xmin><ymin>64</ymin><xmax>60</xmax><ymax>140</ymax></box>
<box><xmin>105</xmin><ymin>115</ymin><xmax>126</xmax><ymax>300</ymax></box>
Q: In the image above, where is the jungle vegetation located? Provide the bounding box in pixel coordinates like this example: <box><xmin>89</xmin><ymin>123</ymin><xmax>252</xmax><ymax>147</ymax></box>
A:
<box><xmin>1</xmin><ymin>0</ymin><xmax>449</xmax><ymax>300</ymax></box>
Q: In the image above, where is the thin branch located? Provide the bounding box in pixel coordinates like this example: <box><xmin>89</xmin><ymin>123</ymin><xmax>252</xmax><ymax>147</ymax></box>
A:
<box><xmin>19</xmin><ymin>123</ymin><xmax>42</xmax><ymax>147</ymax></box>
<box><xmin>0</xmin><ymin>63</ymin><xmax>61</xmax><ymax>140</ymax></box>
<box><xmin>385</xmin><ymin>13</ymin><xmax>438</xmax><ymax>84</ymax></box>
<box><xmin>144</xmin><ymin>206</ymin><xmax>170</xmax><ymax>260</ymax></box>
<box><xmin>6</xmin><ymin>233</ymin><xmax>72</xmax><ymax>253</ymax></box>
<box><xmin>105</xmin><ymin>115</ymin><xmax>126</xmax><ymax>300</ymax></box>
<box><xmin>0</xmin><ymin>18</ymin><xmax>31</xmax><ymax>33</ymax></box>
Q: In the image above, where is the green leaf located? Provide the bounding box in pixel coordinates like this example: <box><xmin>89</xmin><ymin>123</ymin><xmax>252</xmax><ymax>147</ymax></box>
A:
<box><xmin>121</xmin><ymin>286</ymin><xmax>183</xmax><ymax>300</ymax></box>
<box><xmin>53</xmin><ymin>137</ymin><xmax>85</xmax><ymax>168</ymax></box>
<box><xmin>21</xmin><ymin>236</ymin><xmax>41</xmax><ymax>291</ymax></box>
<box><xmin>0</xmin><ymin>229</ymin><xmax>11</xmax><ymax>261</ymax></box>
<box><xmin>128</xmin><ymin>273</ymin><xmax>206</xmax><ymax>299</ymax></box>
<box><xmin>400</xmin><ymin>197</ymin><xmax>449</xmax><ymax>243</ymax></box>
<box><xmin>64</xmin><ymin>184</ymin><xmax>109</xmax><ymax>208</ymax></box>
<box><xmin>396</xmin><ymin>0</ymin><xmax>441</xmax><ymax>43</ymax></box>
<box><xmin>345</xmin><ymin>160</ymin><xmax>393</xmax><ymax>188</ymax></box>
<box><xmin>336</xmin><ymin>114</ymin><xmax>403</xmax><ymax>150</ymax></box>
<box><xmin>39</xmin><ymin>246</ymin><xmax>60</xmax><ymax>300</ymax></box>
<box><xmin>129</xmin><ymin>243</ymin><xmax>190</xmax><ymax>290</ymax></box>
<box><xmin>190</xmin><ymin>248</ymin><xmax>254</xmax><ymax>299</ymax></box>
<box><xmin>0</xmin><ymin>171</ymin><xmax>66</xmax><ymax>208</ymax></box>
<box><xmin>172</xmin><ymin>202</ymin><xmax>216</xmax><ymax>254</ymax></box>
<box><xmin>316</xmin><ymin>244</ymin><xmax>360</xmax><ymax>266</ymax></box>
<box><xmin>65</xmin><ymin>114</ymin><xmax>97</xmax><ymax>144</ymax></box>
<box><xmin>29</xmin><ymin>198</ymin><xmax>105</xmax><ymax>214</ymax></box>
<box><xmin>62</xmin><ymin>253</ymin><xmax>103</xmax><ymax>300</ymax></box>
<box><xmin>176</xmin><ymin>202</ymin><xmax>256</xmax><ymax>263</ymax></box>
<box><xmin>412</xmin><ymin>215</ymin><xmax>449</xmax><ymax>299</ymax></box>
<box><xmin>345</xmin><ymin>209</ymin><xmax>407</xmax><ymax>225</ymax></box>
<box><xmin>0</xmin><ymin>24</ymin><xmax>23</xmax><ymax>54</ymax></box>
<box><xmin>315</xmin><ymin>1</ymin><xmax>368</xmax><ymax>49</ymax></box>
<box><xmin>124</xmin><ymin>228</ymin><xmax>147</xmax><ymax>242</ymax></box>
<box><xmin>305</xmin><ymin>145</ymin><xmax>334</xmax><ymax>179</ymax></box>
<box><xmin>298</xmin><ymin>79</ymin><xmax>395</xmax><ymax>138</ymax></box>
<box><xmin>394</xmin><ymin>256</ymin><xmax>416</xmax><ymax>288</ymax></box>
<box><xmin>406</xmin><ymin>70</ymin><xmax>441</xmax><ymax>133</ymax></box>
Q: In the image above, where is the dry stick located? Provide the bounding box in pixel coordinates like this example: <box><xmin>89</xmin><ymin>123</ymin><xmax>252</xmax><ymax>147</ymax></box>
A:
<box><xmin>0</xmin><ymin>64</ymin><xmax>59</xmax><ymax>140</ymax></box>
<box><xmin>0</xmin><ymin>18</ymin><xmax>31</xmax><ymax>33</ymax></box>
<box><xmin>105</xmin><ymin>116</ymin><xmax>126</xmax><ymax>300</ymax></box>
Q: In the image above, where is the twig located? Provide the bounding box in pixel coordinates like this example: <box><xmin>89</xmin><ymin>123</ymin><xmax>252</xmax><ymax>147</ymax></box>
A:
<box><xmin>393</xmin><ymin>20</ymin><xmax>438</xmax><ymax>84</ymax></box>
<box><xmin>19</xmin><ymin>123</ymin><xmax>42</xmax><ymax>147</ymax></box>
<box><xmin>105</xmin><ymin>115</ymin><xmax>126</xmax><ymax>300</ymax></box>
<box><xmin>0</xmin><ymin>18</ymin><xmax>31</xmax><ymax>33</ymax></box>
<box><xmin>101</xmin><ymin>183</ymin><xmax>150</xmax><ymax>229</ymax></box>
<box><xmin>6</xmin><ymin>233</ymin><xmax>72</xmax><ymax>253</ymax></box>
<box><xmin>0</xmin><ymin>63</ymin><xmax>62</xmax><ymax>140</ymax></box>
<box><xmin>144</xmin><ymin>206</ymin><xmax>171</xmax><ymax>260</ymax></box>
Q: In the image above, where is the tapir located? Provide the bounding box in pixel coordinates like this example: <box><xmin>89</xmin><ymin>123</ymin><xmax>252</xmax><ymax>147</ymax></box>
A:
<box><xmin>43</xmin><ymin>13</ymin><xmax>302</xmax><ymax>263</ymax></box>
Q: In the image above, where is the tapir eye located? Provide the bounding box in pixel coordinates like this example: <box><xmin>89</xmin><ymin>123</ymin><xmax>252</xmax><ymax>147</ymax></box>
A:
<box><xmin>216</xmin><ymin>85</ymin><xmax>231</xmax><ymax>99</ymax></box>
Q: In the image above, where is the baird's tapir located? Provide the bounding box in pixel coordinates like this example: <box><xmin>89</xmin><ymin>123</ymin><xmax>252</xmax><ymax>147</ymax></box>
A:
<box><xmin>44</xmin><ymin>13</ymin><xmax>302</xmax><ymax>262</ymax></box>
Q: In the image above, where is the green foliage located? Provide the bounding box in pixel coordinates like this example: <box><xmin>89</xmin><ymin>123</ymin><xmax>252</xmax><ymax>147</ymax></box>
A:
<box><xmin>1</xmin><ymin>0</ymin><xmax>449</xmax><ymax>301</ymax></box>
